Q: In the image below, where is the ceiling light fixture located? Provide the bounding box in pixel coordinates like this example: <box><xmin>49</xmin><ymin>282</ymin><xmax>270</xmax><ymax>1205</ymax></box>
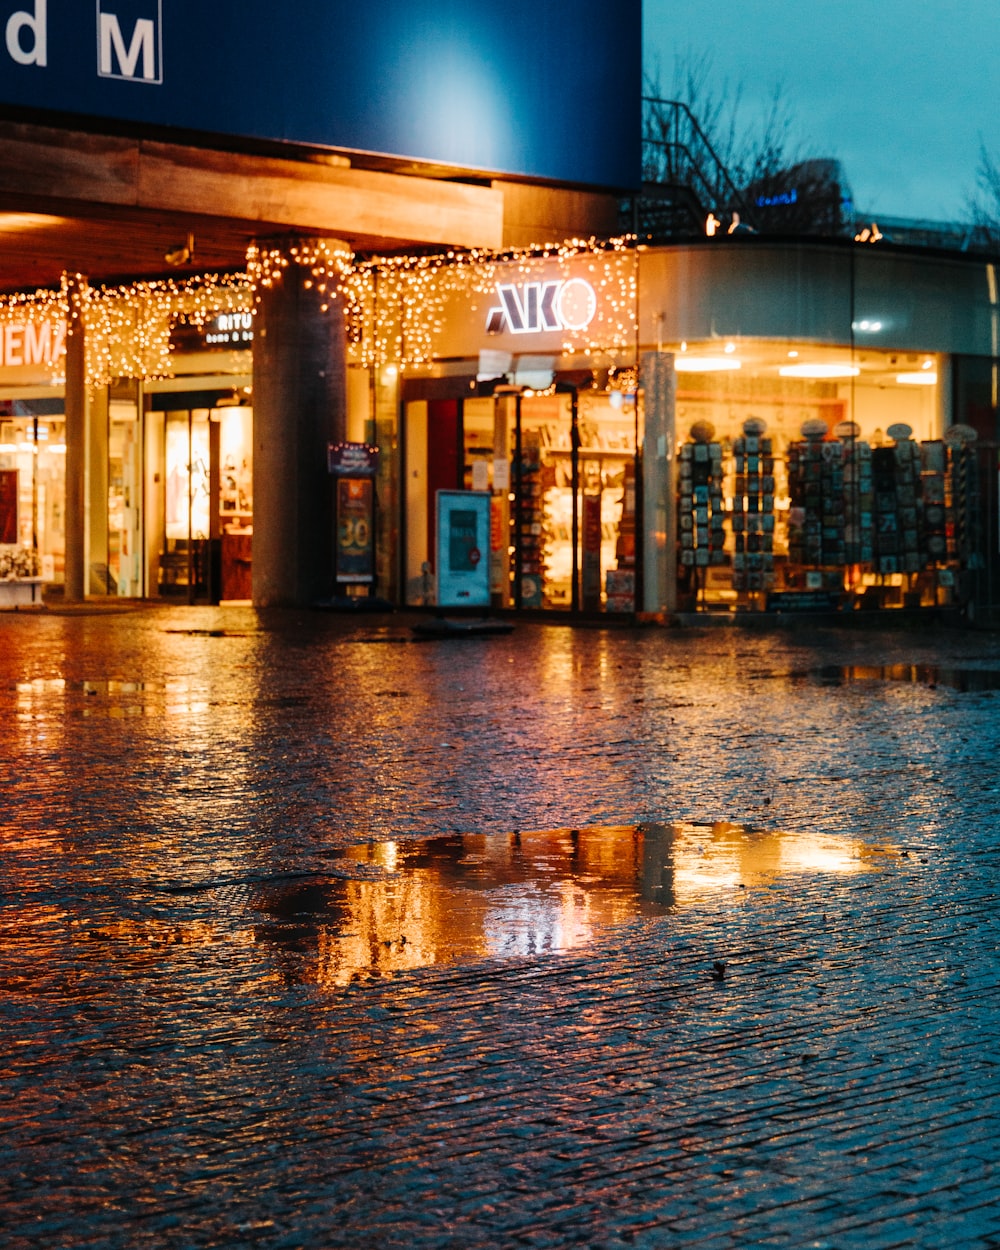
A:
<box><xmin>165</xmin><ymin>233</ymin><xmax>195</xmax><ymax>267</ymax></box>
<box><xmin>896</xmin><ymin>371</ymin><xmax>938</xmax><ymax>385</ymax></box>
<box><xmin>779</xmin><ymin>363</ymin><xmax>860</xmax><ymax>379</ymax></box>
<box><xmin>674</xmin><ymin>356</ymin><xmax>742</xmax><ymax>373</ymax></box>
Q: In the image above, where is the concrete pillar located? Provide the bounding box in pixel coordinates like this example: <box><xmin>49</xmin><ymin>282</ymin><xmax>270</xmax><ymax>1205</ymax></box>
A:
<box><xmin>63</xmin><ymin>276</ymin><xmax>87</xmax><ymax>603</ymax></box>
<box><xmin>252</xmin><ymin>240</ymin><xmax>350</xmax><ymax>606</ymax></box>
<box><xmin>641</xmin><ymin>351</ymin><xmax>677</xmax><ymax>616</ymax></box>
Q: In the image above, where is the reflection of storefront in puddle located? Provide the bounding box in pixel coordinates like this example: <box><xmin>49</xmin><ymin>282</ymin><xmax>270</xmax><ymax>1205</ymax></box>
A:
<box><xmin>250</xmin><ymin>822</ymin><xmax>897</xmax><ymax>985</ymax></box>
<box><xmin>811</xmin><ymin>664</ymin><xmax>1000</xmax><ymax>693</ymax></box>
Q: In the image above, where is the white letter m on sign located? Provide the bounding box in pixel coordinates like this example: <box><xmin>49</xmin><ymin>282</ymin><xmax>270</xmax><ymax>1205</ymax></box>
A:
<box><xmin>97</xmin><ymin>2</ymin><xmax>162</xmax><ymax>83</ymax></box>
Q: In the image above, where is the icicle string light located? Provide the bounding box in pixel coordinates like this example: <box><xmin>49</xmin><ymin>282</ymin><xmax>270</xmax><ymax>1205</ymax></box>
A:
<box><xmin>0</xmin><ymin>236</ymin><xmax>638</xmax><ymax>386</ymax></box>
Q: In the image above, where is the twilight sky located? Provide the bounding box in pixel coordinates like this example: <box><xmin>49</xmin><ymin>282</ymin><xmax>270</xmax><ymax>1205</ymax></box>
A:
<box><xmin>643</xmin><ymin>0</ymin><xmax>1000</xmax><ymax>223</ymax></box>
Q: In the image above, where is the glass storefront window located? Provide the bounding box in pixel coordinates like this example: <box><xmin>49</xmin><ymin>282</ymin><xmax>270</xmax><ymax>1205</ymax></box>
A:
<box><xmin>669</xmin><ymin>340</ymin><xmax>971</xmax><ymax>611</ymax></box>
<box><xmin>0</xmin><ymin>413</ymin><xmax>65</xmax><ymax>582</ymax></box>
<box><xmin>108</xmin><ymin>401</ymin><xmax>141</xmax><ymax>596</ymax></box>
<box><xmin>160</xmin><ymin>410</ymin><xmax>211</xmax><ymax>597</ymax></box>
<box><xmin>403</xmin><ymin>385</ymin><xmax>639</xmax><ymax>613</ymax></box>
<box><xmin>218</xmin><ymin>405</ymin><xmax>253</xmax><ymax>603</ymax></box>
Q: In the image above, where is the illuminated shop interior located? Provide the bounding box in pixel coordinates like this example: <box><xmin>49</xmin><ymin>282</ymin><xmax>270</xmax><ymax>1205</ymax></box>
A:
<box><xmin>669</xmin><ymin>338</ymin><xmax>959</xmax><ymax>611</ymax></box>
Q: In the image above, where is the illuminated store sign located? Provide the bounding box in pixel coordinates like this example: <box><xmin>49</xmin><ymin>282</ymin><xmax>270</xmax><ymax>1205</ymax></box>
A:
<box><xmin>486</xmin><ymin>279</ymin><xmax>597</xmax><ymax>335</ymax></box>
<box><xmin>0</xmin><ymin>319</ymin><xmax>65</xmax><ymax>367</ymax></box>
<box><xmin>205</xmin><ymin>312</ymin><xmax>253</xmax><ymax>346</ymax></box>
<box><xmin>171</xmin><ymin>310</ymin><xmax>253</xmax><ymax>351</ymax></box>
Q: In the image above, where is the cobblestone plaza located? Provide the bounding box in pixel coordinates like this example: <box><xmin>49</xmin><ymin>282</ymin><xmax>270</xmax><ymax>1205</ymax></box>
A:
<box><xmin>2</xmin><ymin>606</ymin><xmax>1000</xmax><ymax>1248</ymax></box>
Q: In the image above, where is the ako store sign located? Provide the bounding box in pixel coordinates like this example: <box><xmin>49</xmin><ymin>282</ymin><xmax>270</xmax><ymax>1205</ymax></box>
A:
<box><xmin>485</xmin><ymin>279</ymin><xmax>597</xmax><ymax>335</ymax></box>
<box><xmin>0</xmin><ymin>1</ymin><xmax>639</xmax><ymax>191</ymax></box>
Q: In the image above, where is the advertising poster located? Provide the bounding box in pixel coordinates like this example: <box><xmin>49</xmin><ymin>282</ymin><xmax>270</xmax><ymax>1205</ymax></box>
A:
<box><xmin>436</xmin><ymin>490</ymin><xmax>490</xmax><ymax>607</ymax></box>
<box><xmin>329</xmin><ymin>442</ymin><xmax>378</xmax><ymax>586</ymax></box>
<box><xmin>336</xmin><ymin>478</ymin><xmax>374</xmax><ymax>584</ymax></box>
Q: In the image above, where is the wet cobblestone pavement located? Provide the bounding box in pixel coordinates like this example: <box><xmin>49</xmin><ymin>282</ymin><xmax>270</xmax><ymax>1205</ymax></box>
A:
<box><xmin>3</xmin><ymin>605</ymin><xmax>1000</xmax><ymax>1249</ymax></box>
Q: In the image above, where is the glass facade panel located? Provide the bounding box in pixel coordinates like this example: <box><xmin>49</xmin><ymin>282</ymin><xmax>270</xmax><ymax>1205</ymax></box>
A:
<box><xmin>0</xmin><ymin>411</ymin><xmax>65</xmax><ymax>582</ymax></box>
<box><xmin>669</xmin><ymin>339</ymin><xmax>977</xmax><ymax>611</ymax></box>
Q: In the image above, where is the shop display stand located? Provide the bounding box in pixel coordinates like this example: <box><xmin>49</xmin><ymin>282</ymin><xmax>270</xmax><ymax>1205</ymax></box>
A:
<box><xmin>730</xmin><ymin>417</ymin><xmax>775</xmax><ymax>604</ymax></box>
<box><xmin>785</xmin><ymin>421</ymin><xmax>846</xmax><ymax>600</ymax></box>
<box><xmin>842</xmin><ymin>437</ymin><xmax>874</xmax><ymax>567</ymax></box>
<box><xmin>894</xmin><ymin>436</ymin><xmax>923</xmax><ymax>575</ymax></box>
<box><xmin>606</xmin><ymin>459</ymin><xmax>636</xmax><ymax>613</ymax></box>
<box><xmin>947</xmin><ymin>441</ymin><xmax>982</xmax><ymax>572</ymax></box>
<box><xmin>872</xmin><ymin>444</ymin><xmax>901</xmax><ymax>575</ymax></box>
<box><xmin>514</xmin><ymin>430</ymin><xmax>548</xmax><ymax>608</ymax></box>
<box><xmin>678</xmin><ymin>421</ymin><xmax>726</xmax><ymax>608</ymax></box>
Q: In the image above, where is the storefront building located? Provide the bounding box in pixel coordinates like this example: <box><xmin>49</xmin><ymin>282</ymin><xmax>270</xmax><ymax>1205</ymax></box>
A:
<box><xmin>0</xmin><ymin>0</ymin><xmax>639</xmax><ymax>608</ymax></box>
<box><xmin>0</xmin><ymin>236</ymin><xmax>996</xmax><ymax>620</ymax></box>
<box><xmin>347</xmin><ymin>238</ymin><xmax>999</xmax><ymax>620</ymax></box>
<box><xmin>0</xmin><ymin>278</ymin><xmax>256</xmax><ymax>603</ymax></box>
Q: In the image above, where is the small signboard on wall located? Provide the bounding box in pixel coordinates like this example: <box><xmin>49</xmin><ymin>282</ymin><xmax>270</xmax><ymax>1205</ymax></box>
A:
<box><xmin>436</xmin><ymin>490</ymin><xmax>490</xmax><ymax>607</ymax></box>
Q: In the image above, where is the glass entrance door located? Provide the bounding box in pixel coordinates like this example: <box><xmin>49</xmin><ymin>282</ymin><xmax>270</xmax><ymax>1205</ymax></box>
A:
<box><xmin>508</xmin><ymin>390</ymin><xmax>579</xmax><ymax>610</ymax></box>
<box><xmin>402</xmin><ymin>383</ymin><xmax>638</xmax><ymax>614</ymax></box>
<box><xmin>160</xmin><ymin>409</ymin><xmax>212</xmax><ymax>600</ymax></box>
<box><xmin>504</xmin><ymin>388</ymin><xmax>638</xmax><ymax>613</ymax></box>
<box><xmin>108</xmin><ymin>401</ymin><xmax>142</xmax><ymax>596</ymax></box>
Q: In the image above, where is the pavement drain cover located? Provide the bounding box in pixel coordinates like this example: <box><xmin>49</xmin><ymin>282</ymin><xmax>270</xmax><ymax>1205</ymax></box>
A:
<box><xmin>239</xmin><ymin>822</ymin><xmax>900</xmax><ymax>983</ymax></box>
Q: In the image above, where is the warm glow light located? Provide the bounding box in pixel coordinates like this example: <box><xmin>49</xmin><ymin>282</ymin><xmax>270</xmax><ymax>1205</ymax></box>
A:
<box><xmin>896</xmin><ymin>371</ymin><xmax>938</xmax><ymax>385</ymax></box>
<box><xmin>674</xmin><ymin>356</ymin><xmax>742</xmax><ymax>372</ymax></box>
<box><xmin>779</xmin><ymin>363</ymin><xmax>860</xmax><ymax>379</ymax></box>
<box><xmin>0</xmin><ymin>234</ymin><xmax>639</xmax><ymax>384</ymax></box>
<box><xmin>0</xmin><ymin>213</ymin><xmax>72</xmax><ymax>232</ymax></box>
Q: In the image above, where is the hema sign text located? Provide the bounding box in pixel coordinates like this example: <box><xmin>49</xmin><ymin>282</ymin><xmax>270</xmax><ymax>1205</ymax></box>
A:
<box><xmin>5</xmin><ymin>2</ymin><xmax>162</xmax><ymax>82</ymax></box>
<box><xmin>0</xmin><ymin>319</ymin><xmax>66</xmax><ymax>367</ymax></box>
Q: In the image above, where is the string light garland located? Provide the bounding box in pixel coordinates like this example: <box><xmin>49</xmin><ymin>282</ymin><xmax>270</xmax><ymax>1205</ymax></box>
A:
<box><xmin>0</xmin><ymin>235</ymin><xmax>639</xmax><ymax>387</ymax></box>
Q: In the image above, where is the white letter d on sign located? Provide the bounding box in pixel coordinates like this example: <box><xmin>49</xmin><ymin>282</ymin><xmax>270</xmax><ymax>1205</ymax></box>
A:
<box><xmin>6</xmin><ymin>0</ymin><xmax>46</xmax><ymax>67</ymax></box>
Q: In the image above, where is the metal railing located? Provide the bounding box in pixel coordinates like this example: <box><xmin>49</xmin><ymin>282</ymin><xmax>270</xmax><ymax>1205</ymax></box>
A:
<box><xmin>624</xmin><ymin>98</ymin><xmax>752</xmax><ymax>240</ymax></box>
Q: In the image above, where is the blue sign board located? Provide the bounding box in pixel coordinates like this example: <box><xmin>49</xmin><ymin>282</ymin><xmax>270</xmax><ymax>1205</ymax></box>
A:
<box><xmin>0</xmin><ymin>1</ymin><xmax>641</xmax><ymax>189</ymax></box>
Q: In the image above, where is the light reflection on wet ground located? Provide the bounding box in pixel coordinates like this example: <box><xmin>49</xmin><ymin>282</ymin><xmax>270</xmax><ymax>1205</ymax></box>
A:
<box><xmin>808</xmin><ymin>663</ymin><xmax>1000</xmax><ymax>691</ymax></box>
<box><xmin>172</xmin><ymin>821</ymin><xmax>898</xmax><ymax>984</ymax></box>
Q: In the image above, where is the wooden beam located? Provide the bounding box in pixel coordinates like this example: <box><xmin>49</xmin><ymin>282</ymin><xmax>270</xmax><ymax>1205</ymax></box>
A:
<box><xmin>136</xmin><ymin>141</ymin><xmax>503</xmax><ymax>249</ymax></box>
<box><xmin>0</xmin><ymin>120</ymin><xmax>504</xmax><ymax>250</ymax></box>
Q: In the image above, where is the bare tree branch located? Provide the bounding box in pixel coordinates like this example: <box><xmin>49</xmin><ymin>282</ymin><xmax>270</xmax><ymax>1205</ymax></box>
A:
<box><xmin>641</xmin><ymin>52</ymin><xmax>851</xmax><ymax>238</ymax></box>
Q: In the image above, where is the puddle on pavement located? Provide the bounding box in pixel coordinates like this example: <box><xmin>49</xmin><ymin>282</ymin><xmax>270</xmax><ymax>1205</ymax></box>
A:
<box><xmin>811</xmin><ymin>664</ymin><xmax>1000</xmax><ymax>692</ymax></box>
<box><xmin>13</xmin><ymin>677</ymin><xmax>223</xmax><ymax>720</ymax></box>
<box><xmin>231</xmin><ymin>821</ymin><xmax>900</xmax><ymax>984</ymax></box>
<box><xmin>163</xmin><ymin>629</ymin><xmax>251</xmax><ymax>637</ymax></box>
<box><xmin>810</xmin><ymin>665</ymin><xmax>1000</xmax><ymax>695</ymax></box>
